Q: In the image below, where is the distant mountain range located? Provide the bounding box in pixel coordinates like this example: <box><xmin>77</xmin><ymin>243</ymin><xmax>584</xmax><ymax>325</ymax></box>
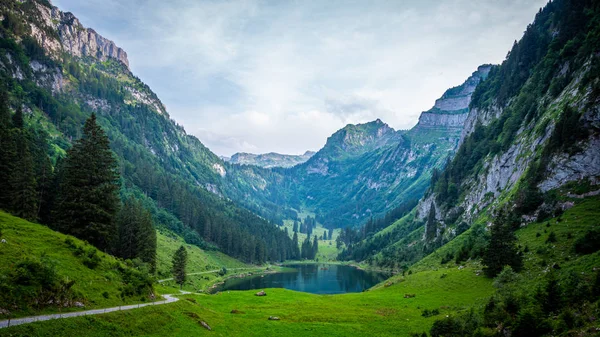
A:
<box><xmin>223</xmin><ymin>151</ymin><xmax>316</xmax><ymax>168</ymax></box>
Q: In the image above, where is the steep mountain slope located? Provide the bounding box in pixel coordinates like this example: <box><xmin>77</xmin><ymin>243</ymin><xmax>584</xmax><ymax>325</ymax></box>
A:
<box><xmin>342</xmin><ymin>0</ymin><xmax>600</xmax><ymax>270</ymax></box>
<box><xmin>224</xmin><ymin>66</ymin><xmax>490</xmax><ymax>228</ymax></box>
<box><xmin>225</xmin><ymin>151</ymin><xmax>315</xmax><ymax>168</ymax></box>
<box><xmin>0</xmin><ymin>0</ymin><xmax>294</xmax><ymax>263</ymax></box>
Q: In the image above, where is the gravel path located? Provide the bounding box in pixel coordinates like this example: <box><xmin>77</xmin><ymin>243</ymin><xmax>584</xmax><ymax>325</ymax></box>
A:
<box><xmin>0</xmin><ymin>295</ymin><xmax>179</xmax><ymax>329</ymax></box>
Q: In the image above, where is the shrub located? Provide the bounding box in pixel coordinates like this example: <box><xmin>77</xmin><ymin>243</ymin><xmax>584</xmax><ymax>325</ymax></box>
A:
<box><xmin>422</xmin><ymin>308</ymin><xmax>441</xmax><ymax>317</ymax></box>
<box><xmin>102</xmin><ymin>291</ymin><xmax>109</xmax><ymax>299</ymax></box>
<box><xmin>574</xmin><ymin>228</ymin><xmax>600</xmax><ymax>254</ymax></box>
<box><xmin>546</xmin><ymin>232</ymin><xmax>557</xmax><ymax>244</ymax></box>
<box><xmin>82</xmin><ymin>248</ymin><xmax>101</xmax><ymax>269</ymax></box>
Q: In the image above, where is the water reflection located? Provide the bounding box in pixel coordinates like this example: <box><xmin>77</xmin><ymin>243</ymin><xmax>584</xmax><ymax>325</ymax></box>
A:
<box><xmin>214</xmin><ymin>264</ymin><xmax>391</xmax><ymax>294</ymax></box>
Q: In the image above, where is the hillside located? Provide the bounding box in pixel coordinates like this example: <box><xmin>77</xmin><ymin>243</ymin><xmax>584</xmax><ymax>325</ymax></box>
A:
<box><xmin>0</xmin><ymin>0</ymin><xmax>295</xmax><ymax>263</ymax></box>
<box><xmin>0</xmin><ymin>211</ymin><xmax>153</xmax><ymax>318</ymax></box>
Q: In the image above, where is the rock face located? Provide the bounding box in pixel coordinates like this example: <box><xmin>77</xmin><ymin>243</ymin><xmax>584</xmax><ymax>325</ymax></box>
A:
<box><xmin>415</xmin><ymin>65</ymin><xmax>491</xmax><ymax>130</ymax></box>
<box><xmin>28</xmin><ymin>2</ymin><xmax>129</xmax><ymax>68</ymax></box>
<box><xmin>227</xmin><ymin>151</ymin><xmax>315</xmax><ymax>168</ymax></box>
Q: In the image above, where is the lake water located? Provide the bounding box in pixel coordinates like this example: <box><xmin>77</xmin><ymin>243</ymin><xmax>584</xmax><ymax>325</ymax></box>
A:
<box><xmin>214</xmin><ymin>264</ymin><xmax>392</xmax><ymax>294</ymax></box>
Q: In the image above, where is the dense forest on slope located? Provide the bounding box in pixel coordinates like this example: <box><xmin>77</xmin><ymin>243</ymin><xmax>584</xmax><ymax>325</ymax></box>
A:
<box><xmin>0</xmin><ymin>0</ymin><xmax>294</xmax><ymax>263</ymax></box>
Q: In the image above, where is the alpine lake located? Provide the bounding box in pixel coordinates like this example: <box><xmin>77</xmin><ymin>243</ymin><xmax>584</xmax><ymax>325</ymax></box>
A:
<box><xmin>213</xmin><ymin>264</ymin><xmax>392</xmax><ymax>294</ymax></box>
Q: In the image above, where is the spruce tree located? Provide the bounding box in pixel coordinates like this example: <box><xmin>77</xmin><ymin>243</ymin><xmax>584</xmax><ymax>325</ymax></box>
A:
<box><xmin>0</xmin><ymin>89</ymin><xmax>15</xmax><ymax>209</ymax></box>
<box><xmin>425</xmin><ymin>203</ymin><xmax>437</xmax><ymax>241</ymax></box>
<box><xmin>312</xmin><ymin>236</ymin><xmax>319</xmax><ymax>259</ymax></box>
<box><xmin>483</xmin><ymin>209</ymin><xmax>523</xmax><ymax>277</ymax></box>
<box><xmin>115</xmin><ymin>198</ymin><xmax>157</xmax><ymax>272</ymax></box>
<box><xmin>9</xmin><ymin>107</ymin><xmax>38</xmax><ymax>220</ymax></box>
<box><xmin>55</xmin><ymin>114</ymin><xmax>120</xmax><ymax>251</ymax></box>
<box><xmin>172</xmin><ymin>245</ymin><xmax>188</xmax><ymax>289</ymax></box>
<box><xmin>292</xmin><ymin>232</ymin><xmax>300</xmax><ymax>259</ymax></box>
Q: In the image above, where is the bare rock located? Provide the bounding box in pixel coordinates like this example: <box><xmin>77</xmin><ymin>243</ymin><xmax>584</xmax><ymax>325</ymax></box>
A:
<box><xmin>255</xmin><ymin>290</ymin><xmax>267</xmax><ymax>296</ymax></box>
<box><xmin>268</xmin><ymin>316</ymin><xmax>280</xmax><ymax>320</ymax></box>
<box><xmin>200</xmin><ymin>321</ymin><xmax>211</xmax><ymax>331</ymax></box>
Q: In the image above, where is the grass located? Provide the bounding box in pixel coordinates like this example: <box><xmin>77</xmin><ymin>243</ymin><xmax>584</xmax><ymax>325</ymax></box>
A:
<box><xmin>155</xmin><ymin>230</ymin><xmax>256</xmax><ymax>292</ymax></box>
<box><xmin>156</xmin><ymin>230</ymin><xmax>248</xmax><ymax>278</ymax></box>
<box><xmin>0</xmin><ymin>211</ymin><xmax>146</xmax><ymax>317</ymax></box>
<box><xmin>0</xmin><ymin>266</ymin><xmax>493</xmax><ymax>336</ymax></box>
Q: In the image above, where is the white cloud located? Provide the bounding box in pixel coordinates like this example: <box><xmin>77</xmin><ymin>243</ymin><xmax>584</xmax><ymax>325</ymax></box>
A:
<box><xmin>54</xmin><ymin>0</ymin><xmax>548</xmax><ymax>156</ymax></box>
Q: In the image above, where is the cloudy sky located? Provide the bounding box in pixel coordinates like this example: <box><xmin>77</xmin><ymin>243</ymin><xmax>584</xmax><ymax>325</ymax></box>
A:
<box><xmin>54</xmin><ymin>0</ymin><xmax>547</xmax><ymax>156</ymax></box>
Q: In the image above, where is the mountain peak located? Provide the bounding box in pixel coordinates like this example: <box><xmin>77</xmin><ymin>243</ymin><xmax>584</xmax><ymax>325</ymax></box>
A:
<box><xmin>30</xmin><ymin>2</ymin><xmax>129</xmax><ymax>68</ymax></box>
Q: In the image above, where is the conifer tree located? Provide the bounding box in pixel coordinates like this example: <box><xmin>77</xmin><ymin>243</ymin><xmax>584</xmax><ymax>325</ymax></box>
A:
<box><xmin>55</xmin><ymin>114</ymin><xmax>120</xmax><ymax>251</ymax></box>
<box><xmin>115</xmin><ymin>198</ymin><xmax>157</xmax><ymax>272</ymax></box>
<box><xmin>172</xmin><ymin>245</ymin><xmax>188</xmax><ymax>289</ymax></box>
<box><xmin>9</xmin><ymin>107</ymin><xmax>38</xmax><ymax>220</ymax></box>
<box><xmin>292</xmin><ymin>232</ymin><xmax>300</xmax><ymax>259</ymax></box>
<box><xmin>0</xmin><ymin>89</ymin><xmax>15</xmax><ymax>209</ymax></box>
<box><xmin>483</xmin><ymin>209</ymin><xmax>523</xmax><ymax>277</ymax></box>
<box><xmin>425</xmin><ymin>203</ymin><xmax>438</xmax><ymax>241</ymax></box>
<box><xmin>312</xmin><ymin>236</ymin><xmax>319</xmax><ymax>259</ymax></box>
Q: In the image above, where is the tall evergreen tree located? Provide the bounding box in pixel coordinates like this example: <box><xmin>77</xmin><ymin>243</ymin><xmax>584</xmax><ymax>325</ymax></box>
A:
<box><xmin>55</xmin><ymin>114</ymin><xmax>120</xmax><ymax>251</ymax></box>
<box><xmin>0</xmin><ymin>88</ymin><xmax>15</xmax><ymax>209</ymax></box>
<box><xmin>425</xmin><ymin>203</ymin><xmax>438</xmax><ymax>241</ymax></box>
<box><xmin>172</xmin><ymin>245</ymin><xmax>188</xmax><ymax>289</ymax></box>
<box><xmin>292</xmin><ymin>232</ymin><xmax>300</xmax><ymax>259</ymax></box>
<box><xmin>483</xmin><ymin>209</ymin><xmax>523</xmax><ymax>277</ymax></box>
<box><xmin>312</xmin><ymin>236</ymin><xmax>319</xmax><ymax>259</ymax></box>
<box><xmin>9</xmin><ymin>107</ymin><xmax>38</xmax><ymax>220</ymax></box>
<box><xmin>115</xmin><ymin>198</ymin><xmax>157</xmax><ymax>272</ymax></box>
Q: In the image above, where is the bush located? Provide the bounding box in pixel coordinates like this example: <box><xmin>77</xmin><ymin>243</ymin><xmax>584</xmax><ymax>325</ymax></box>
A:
<box><xmin>82</xmin><ymin>248</ymin><xmax>101</xmax><ymax>269</ymax></box>
<box><xmin>422</xmin><ymin>308</ymin><xmax>441</xmax><ymax>317</ymax></box>
<box><xmin>574</xmin><ymin>228</ymin><xmax>600</xmax><ymax>254</ymax></box>
<box><xmin>102</xmin><ymin>291</ymin><xmax>109</xmax><ymax>299</ymax></box>
<box><xmin>546</xmin><ymin>231</ymin><xmax>557</xmax><ymax>244</ymax></box>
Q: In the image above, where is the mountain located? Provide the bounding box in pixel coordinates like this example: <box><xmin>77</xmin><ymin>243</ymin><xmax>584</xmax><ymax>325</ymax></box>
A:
<box><xmin>0</xmin><ymin>0</ymin><xmax>295</xmax><ymax>263</ymax></box>
<box><xmin>223</xmin><ymin>66</ymin><xmax>491</xmax><ymax>228</ymax></box>
<box><xmin>225</xmin><ymin>151</ymin><xmax>315</xmax><ymax>168</ymax></box>
<box><xmin>341</xmin><ymin>0</ymin><xmax>600</xmax><ymax>269</ymax></box>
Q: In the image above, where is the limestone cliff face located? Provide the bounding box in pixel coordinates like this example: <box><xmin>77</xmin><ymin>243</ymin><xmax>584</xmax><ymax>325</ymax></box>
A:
<box><xmin>418</xmin><ymin>62</ymin><xmax>600</xmax><ymax>230</ymax></box>
<box><xmin>415</xmin><ymin>65</ymin><xmax>491</xmax><ymax>130</ymax></box>
<box><xmin>28</xmin><ymin>2</ymin><xmax>129</xmax><ymax>68</ymax></box>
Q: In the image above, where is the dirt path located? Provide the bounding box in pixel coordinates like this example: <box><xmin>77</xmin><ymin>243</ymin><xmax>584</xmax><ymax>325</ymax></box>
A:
<box><xmin>0</xmin><ymin>294</ymin><xmax>179</xmax><ymax>329</ymax></box>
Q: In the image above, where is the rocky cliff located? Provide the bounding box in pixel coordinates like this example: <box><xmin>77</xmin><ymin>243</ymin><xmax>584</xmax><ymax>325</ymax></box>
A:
<box><xmin>27</xmin><ymin>1</ymin><xmax>129</xmax><ymax>68</ymax></box>
<box><xmin>415</xmin><ymin>65</ymin><xmax>491</xmax><ymax>129</ymax></box>
<box><xmin>416</xmin><ymin>0</ymin><xmax>600</xmax><ymax>238</ymax></box>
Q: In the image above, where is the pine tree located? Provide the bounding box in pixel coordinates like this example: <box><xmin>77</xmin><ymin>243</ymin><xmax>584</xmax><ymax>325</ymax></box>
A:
<box><xmin>292</xmin><ymin>220</ymin><xmax>298</xmax><ymax>233</ymax></box>
<box><xmin>483</xmin><ymin>209</ymin><xmax>523</xmax><ymax>277</ymax></box>
<box><xmin>292</xmin><ymin>232</ymin><xmax>300</xmax><ymax>259</ymax></box>
<box><xmin>55</xmin><ymin>114</ymin><xmax>120</xmax><ymax>251</ymax></box>
<box><xmin>9</xmin><ymin>107</ymin><xmax>38</xmax><ymax>220</ymax></box>
<box><xmin>312</xmin><ymin>236</ymin><xmax>319</xmax><ymax>259</ymax></box>
<box><xmin>172</xmin><ymin>245</ymin><xmax>187</xmax><ymax>289</ymax></box>
<box><xmin>425</xmin><ymin>203</ymin><xmax>437</xmax><ymax>241</ymax></box>
<box><xmin>0</xmin><ymin>89</ymin><xmax>15</xmax><ymax>209</ymax></box>
<box><xmin>115</xmin><ymin>196</ymin><xmax>158</xmax><ymax>271</ymax></box>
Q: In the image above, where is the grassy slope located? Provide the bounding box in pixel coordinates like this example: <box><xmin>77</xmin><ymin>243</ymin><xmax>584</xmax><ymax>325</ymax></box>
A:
<box><xmin>2</xmin><ymin>198</ymin><xmax>597</xmax><ymax>335</ymax></box>
<box><xmin>0</xmin><ymin>211</ymin><xmax>142</xmax><ymax>316</ymax></box>
<box><xmin>155</xmin><ymin>230</ymin><xmax>258</xmax><ymax>293</ymax></box>
<box><xmin>1</xmin><ymin>266</ymin><xmax>493</xmax><ymax>336</ymax></box>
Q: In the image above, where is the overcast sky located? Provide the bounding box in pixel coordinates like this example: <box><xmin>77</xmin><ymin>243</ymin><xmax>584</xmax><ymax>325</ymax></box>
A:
<box><xmin>54</xmin><ymin>0</ymin><xmax>547</xmax><ymax>156</ymax></box>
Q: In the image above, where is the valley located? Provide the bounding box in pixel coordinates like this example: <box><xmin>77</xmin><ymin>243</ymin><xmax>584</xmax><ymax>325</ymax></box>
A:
<box><xmin>1</xmin><ymin>0</ymin><xmax>600</xmax><ymax>336</ymax></box>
